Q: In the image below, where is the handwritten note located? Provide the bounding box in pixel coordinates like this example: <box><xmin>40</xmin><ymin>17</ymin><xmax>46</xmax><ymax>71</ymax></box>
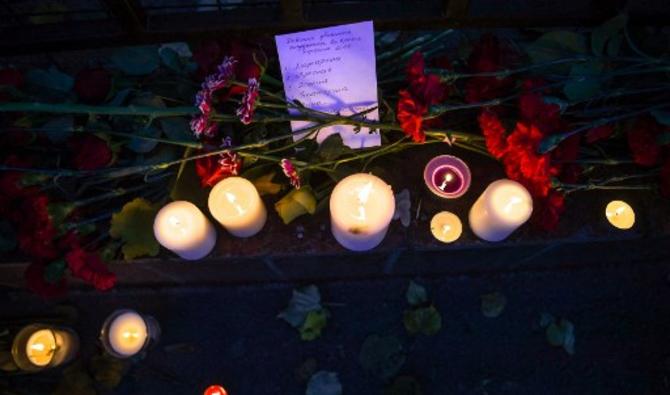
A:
<box><xmin>275</xmin><ymin>21</ymin><xmax>380</xmax><ymax>149</ymax></box>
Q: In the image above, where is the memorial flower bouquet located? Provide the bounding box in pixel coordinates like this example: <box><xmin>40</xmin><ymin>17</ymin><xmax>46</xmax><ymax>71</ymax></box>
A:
<box><xmin>0</xmin><ymin>14</ymin><xmax>668</xmax><ymax>296</ymax></box>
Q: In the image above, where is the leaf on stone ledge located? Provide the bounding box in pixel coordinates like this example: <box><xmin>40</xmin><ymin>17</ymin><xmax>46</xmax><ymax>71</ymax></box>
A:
<box><xmin>109</xmin><ymin>198</ymin><xmax>160</xmax><ymax>261</ymax></box>
<box><xmin>278</xmin><ymin>285</ymin><xmax>322</xmax><ymax>328</ymax></box>
<box><xmin>406</xmin><ymin>280</ymin><xmax>428</xmax><ymax>307</ymax></box>
<box><xmin>481</xmin><ymin>292</ymin><xmax>507</xmax><ymax>318</ymax></box>
<box><xmin>252</xmin><ymin>172</ymin><xmax>282</xmax><ymax>196</ymax></box>
<box><xmin>359</xmin><ymin>334</ymin><xmax>406</xmax><ymax>380</ymax></box>
<box><xmin>53</xmin><ymin>363</ymin><xmax>96</xmax><ymax>395</ymax></box>
<box><xmin>275</xmin><ymin>187</ymin><xmax>317</xmax><ymax>225</ymax></box>
<box><xmin>300</xmin><ymin>309</ymin><xmax>329</xmax><ymax>341</ymax></box>
<box><xmin>393</xmin><ymin>189</ymin><xmax>411</xmax><ymax>227</ymax></box>
<box><xmin>403</xmin><ymin>306</ymin><xmax>442</xmax><ymax>336</ymax></box>
<box><xmin>546</xmin><ymin>318</ymin><xmax>576</xmax><ymax>355</ymax></box>
<box><xmin>110</xmin><ymin>46</ymin><xmax>160</xmax><ymax>76</ymax></box>
<box><xmin>306</xmin><ymin>371</ymin><xmax>342</xmax><ymax>395</ymax></box>
<box><xmin>90</xmin><ymin>353</ymin><xmax>127</xmax><ymax>390</ymax></box>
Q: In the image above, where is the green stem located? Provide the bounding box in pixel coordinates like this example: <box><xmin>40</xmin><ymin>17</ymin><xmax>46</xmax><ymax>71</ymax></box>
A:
<box><xmin>72</xmin><ymin>185</ymin><xmax>150</xmax><ymax>208</ymax></box>
<box><xmin>0</xmin><ymin>102</ymin><xmax>199</xmax><ymax>117</ymax></box>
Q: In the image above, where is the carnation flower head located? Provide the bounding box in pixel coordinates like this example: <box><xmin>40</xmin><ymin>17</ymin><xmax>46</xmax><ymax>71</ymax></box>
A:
<box><xmin>236</xmin><ymin>77</ymin><xmax>260</xmax><ymax>125</ymax></box>
<box><xmin>280</xmin><ymin>158</ymin><xmax>301</xmax><ymax>189</ymax></box>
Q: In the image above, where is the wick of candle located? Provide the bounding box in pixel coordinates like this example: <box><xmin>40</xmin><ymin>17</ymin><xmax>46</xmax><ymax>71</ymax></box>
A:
<box><xmin>503</xmin><ymin>196</ymin><xmax>522</xmax><ymax>214</ymax></box>
<box><xmin>439</xmin><ymin>173</ymin><xmax>454</xmax><ymax>191</ymax></box>
<box><xmin>225</xmin><ymin>192</ymin><xmax>245</xmax><ymax>215</ymax></box>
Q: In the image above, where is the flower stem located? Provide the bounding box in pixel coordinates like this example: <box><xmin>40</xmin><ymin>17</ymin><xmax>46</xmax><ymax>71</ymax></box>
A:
<box><xmin>0</xmin><ymin>102</ymin><xmax>199</xmax><ymax>117</ymax></box>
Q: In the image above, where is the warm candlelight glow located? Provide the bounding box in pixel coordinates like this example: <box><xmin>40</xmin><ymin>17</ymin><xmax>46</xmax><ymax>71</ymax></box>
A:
<box><xmin>430</xmin><ymin>211</ymin><xmax>463</xmax><ymax>243</ymax></box>
<box><xmin>204</xmin><ymin>385</ymin><xmax>228</xmax><ymax>395</ymax></box>
<box><xmin>605</xmin><ymin>200</ymin><xmax>635</xmax><ymax>230</ymax></box>
<box><xmin>330</xmin><ymin>173</ymin><xmax>395</xmax><ymax>251</ymax></box>
<box><xmin>25</xmin><ymin>329</ymin><xmax>56</xmax><ymax>367</ymax></box>
<box><xmin>208</xmin><ymin>177</ymin><xmax>267</xmax><ymax>237</ymax></box>
<box><xmin>469</xmin><ymin>179</ymin><xmax>533</xmax><ymax>242</ymax></box>
<box><xmin>424</xmin><ymin>155</ymin><xmax>471</xmax><ymax>199</ymax></box>
<box><xmin>107</xmin><ymin>311</ymin><xmax>148</xmax><ymax>358</ymax></box>
<box><xmin>154</xmin><ymin>201</ymin><xmax>216</xmax><ymax>260</ymax></box>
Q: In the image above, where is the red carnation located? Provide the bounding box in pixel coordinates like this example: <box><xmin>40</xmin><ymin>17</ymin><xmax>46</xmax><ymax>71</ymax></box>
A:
<box><xmin>627</xmin><ymin>117</ymin><xmax>664</xmax><ymax>167</ymax></box>
<box><xmin>533</xmin><ymin>191</ymin><xmax>566</xmax><ymax>232</ymax></box>
<box><xmin>660</xmin><ymin>159</ymin><xmax>670</xmax><ymax>198</ymax></box>
<box><xmin>518</xmin><ymin>90</ymin><xmax>563</xmax><ymax>135</ymax></box>
<box><xmin>65</xmin><ymin>247</ymin><xmax>116</xmax><ymax>291</ymax></box>
<box><xmin>585</xmin><ymin>124</ymin><xmax>615</xmax><ymax>144</ymax></box>
<box><xmin>18</xmin><ymin>194</ymin><xmax>59</xmax><ymax>260</ymax></box>
<box><xmin>68</xmin><ymin>134</ymin><xmax>113</xmax><ymax>170</ymax></box>
<box><xmin>503</xmin><ymin>122</ymin><xmax>557</xmax><ymax>198</ymax></box>
<box><xmin>397</xmin><ymin>89</ymin><xmax>427</xmax><ymax>143</ymax></box>
<box><xmin>193</xmin><ymin>40</ymin><xmax>223</xmax><ymax>78</ymax></box>
<box><xmin>74</xmin><ymin>68</ymin><xmax>111</xmax><ymax>104</ymax></box>
<box><xmin>25</xmin><ymin>262</ymin><xmax>67</xmax><ymax>299</ymax></box>
<box><xmin>465</xmin><ymin>34</ymin><xmax>513</xmax><ymax>104</ymax></box>
<box><xmin>553</xmin><ymin>134</ymin><xmax>582</xmax><ymax>184</ymax></box>
<box><xmin>405</xmin><ymin>52</ymin><xmax>446</xmax><ymax>105</ymax></box>
<box><xmin>195</xmin><ymin>151</ymin><xmax>243</xmax><ymax>187</ymax></box>
<box><xmin>478</xmin><ymin>109</ymin><xmax>507</xmax><ymax>159</ymax></box>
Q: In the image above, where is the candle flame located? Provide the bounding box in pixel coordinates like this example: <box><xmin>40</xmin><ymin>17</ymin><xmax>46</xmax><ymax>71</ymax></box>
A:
<box><xmin>442</xmin><ymin>224</ymin><xmax>451</xmax><ymax>235</ymax></box>
<box><xmin>122</xmin><ymin>330</ymin><xmax>140</xmax><ymax>340</ymax></box>
<box><xmin>225</xmin><ymin>192</ymin><xmax>245</xmax><ymax>215</ymax></box>
<box><xmin>353</xmin><ymin>182</ymin><xmax>373</xmax><ymax>221</ymax></box>
<box><xmin>30</xmin><ymin>343</ymin><xmax>46</xmax><ymax>352</ymax></box>
<box><xmin>503</xmin><ymin>196</ymin><xmax>523</xmax><ymax>214</ymax></box>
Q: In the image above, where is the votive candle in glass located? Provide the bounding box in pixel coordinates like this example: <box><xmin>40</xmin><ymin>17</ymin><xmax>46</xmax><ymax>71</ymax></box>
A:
<box><xmin>423</xmin><ymin>155</ymin><xmax>471</xmax><ymax>199</ymax></box>
<box><xmin>11</xmin><ymin>324</ymin><xmax>79</xmax><ymax>372</ymax></box>
<box><xmin>430</xmin><ymin>211</ymin><xmax>463</xmax><ymax>243</ymax></box>
<box><xmin>330</xmin><ymin>173</ymin><xmax>395</xmax><ymax>251</ymax></box>
<box><xmin>100</xmin><ymin>309</ymin><xmax>160</xmax><ymax>359</ymax></box>
<box><xmin>208</xmin><ymin>177</ymin><xmax>267</xmax><ymax>237</ymax></box>
<box><xmin>469</xmin><ymin>179</ymin><xmax>533</xmax><ymax>242</ymax></box>
<box><xmin>153</xmin><ymin>201</ymin><xmax>216</xmax><ymax>260</ymax></box>
<box><xmin>605</xmin><ymin>200</ymin><xmax>635</xmax><ymax>230</ymax></box>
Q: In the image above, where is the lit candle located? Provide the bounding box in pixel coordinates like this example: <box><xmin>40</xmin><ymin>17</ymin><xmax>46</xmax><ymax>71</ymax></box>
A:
<box><xmin>330</xmin><ymin>173</ymin><xmax>395</xmax><ymax>251</ymax></box>
<box><xmin>154</xmin><ymin>201</ymin><xmax>216</xmax><ymax>260</ymax></box>
<box><xmin>204</xmin><ymin>385</ymin><xmax>228</xmax><ymax>395</ymax></box>
<box><xmin>423</xmin><ymin>155</ymin><xmax>471</xmax><ymax>199</ymax></box>
<box><xmin>11</xmin><ymin>325</ymin><xmax>79</xmax><ymax>372</ymax></box>
<box><xmin>208</xmin><ymin>177</ymin><xmax>267</xmax><ymax>237</ymax></box>
<box><xmin>469</xmin><ymin>179</ymin><xmax>533</xmax><ymax>242</ymax></box>
<box><xmin>101</xmin><ymin>309</ymin><xmax>160</xmax><ymax>359</ymax></box>
<box><xmin>605</xmin><ymin>200</ymin><xmax>635</xmax><ymax>230</ymax></box>
<box><xmin>430</xmin><ymin>211</ymin><xmax>463</xmax><ymax>243</ymax></box>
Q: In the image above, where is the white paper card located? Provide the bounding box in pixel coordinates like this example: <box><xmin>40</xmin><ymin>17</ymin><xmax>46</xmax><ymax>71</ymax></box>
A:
<box><xmin>275</xmin><ymin>21</ymin><xmax>380</xmax><ymax>149</ymax></box>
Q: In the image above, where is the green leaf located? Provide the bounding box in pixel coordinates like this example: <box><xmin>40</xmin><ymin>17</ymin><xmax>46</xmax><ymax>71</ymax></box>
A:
<box><xmin>651</xmin><ymin>110</ymin><xmax>670</xmax><ymax>127</ymax></box>
<box><xmin>300</xmin><ymin>309</ymin><xmax>329</xmax><ymax>341</ymax></box>
<box><xmin>306</xmin><ymin>371</ymin><xmax>342</xmax><ymax>395</ymax></box>
<box><xmin>109</xmin><ymin>198</ymin><xmax>160</xmax><ymax>261</ymax></box>
<box><xmin>42</xmin><ymin>116</ymin><xmax>74</xmax><ymax>143</ymax></box>
<box><xmin>90</xmin><ymin>353</ymin><xmax>127</xmax><ymax>390</ymax></box>
<box><xmin>44</xmin><ymin>259</ymin><xmax>67</xmax><ymax>284</ymax></box>
<box><xmin>110</xmin><ymin>46</ymin><xmax>160</xmax><ymax>76</ymax></box>
<box><xmin>563</xmin><ymin>61</ymin><xmax>603</xmax><ymax>102</ymax></box>
<box><xmin>170</xmin><ymin>157</ymin><xmax>208</xmax><ymax>209</ymax></box>
<box><xmin>275</xmin><ymin>187</ymin><xmax>317</xmax><ymax>225</ymax></box>
<box><xmin>591</xmin><ymin>14</ymin><xmax>627</xmax><ymax>56</ymax></box>
<box><xmin>527</xmin><ymin>31</ymin><xmax>587</xmax><ymax>74</ymax></box>
<box><xmin>403</xmin><ymin>306</ymin><xmax>442</xmax><ymax>336</ymax></box>
<box><xmin>406</xmin><ymin>280</ymin><xmax>428</xmax><ymax>307</ymax></box>
<box><xmin>159</xmin><ymin>47</ymin><xmax>183</xmax><ymax>73</ymax></box>
<box><xmin>48</xmin><ymin>202</ymin><xmax>75</xmax><ymax>234</ymax></box>
<box><xmin>318</xmin><ymin>134</ymin><xmax>352</xmax><ymax>161</ymax></box>
<box><xmin>160</xmin><ymin>117</ymin><xmax>196</xmax><ymax>143</ymax></box>
<box><xmin>480</xmin><ymin>292</ymin><xmax>507</xmax><ymax>318</ymax></box>
<box><xmin>278</xmin><ymin>285</ymin><xmax>322</xmax><ymax>328</ymax></box>
<box><xmin>657</xmin><ymin>132</ymin><xmax>670</xmax><ymax>146</ymax></box>
<box><xmin>359</xmin><ymin>334</ymin><xmax>406</xmax><ymax>380</ymax></box>
<box><xmin>25</xmin><ymin>66</ymin><xmax>74</xmax><ymax>93</ymax></box>
<box><xmin>252</xmin><ymin>172</ymin><xmax>283</xmax><ymax>196</ymax></box>
<box><xmin>546</xmin><ymin>318</ymin><xmax>576</xmax><ymax>355</ymax></box>
<box><xmin>127</xmin><ymin>125</ymin><xmax>161</xmax><ymax>153</ymax></box>
<box><xmin>54</xmin><ymin>363</ymin><xmax>96</xmax><ymax>395</ymax></box>
<box><xmin>385</xmin><ymin>376</ymin><xmax>422</xmax><ymax>395</ymax></box>
<box><xmin>0</xmin><ymin>221</ymin><xmax>17</xmax><ymax>253</ymax></box>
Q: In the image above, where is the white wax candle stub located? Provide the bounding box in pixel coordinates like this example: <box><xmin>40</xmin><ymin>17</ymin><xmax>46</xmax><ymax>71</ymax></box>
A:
<box><xmin>25</xmin><ymin>329</ymin><xmax>56</xmax><ymax>367</ymax></box>
<box><xmin>108</xmin><ymin>311</ymin><xmax>148</xmax><ymax>357</ymax></box>
<box><xmin>430</xmin><ymin>211</ymin><xmax>463</xmax><ymax>243</ymax></box>
<box><xmin>469</xmin><ymin>179</ymin><xmax>533</xmax><ymax>242</ymax></box>
<box><xmin>330</xmin><ymin>173</ymin><xmax>395</xmax><ymax>251</ymax></box>
<box><xmin>153</xmin><ymin>201</ymin><xmax>216</xmax><ymax>260</ymax></box>
<box><xmin>605</xmin><ymin>200</ymin><xmax>635</xmax><ymax>230</ymax></box>
<box><xmin>208</xmin><ymin>177</ymin><xmax>267</xmax><ymax>237</ymax></box>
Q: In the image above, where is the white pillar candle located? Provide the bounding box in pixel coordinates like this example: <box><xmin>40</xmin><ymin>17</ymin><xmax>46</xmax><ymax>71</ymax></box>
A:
<box><xmin>330</xmin><ymin>173</ymin><xmax>395</xmax><ymax>251</ymax></box>
<box><xmin>605</xmin><ymin>200</ymin><xmax>635</xmax><ymax>230</ymax></box>
<box><xmin>430</xmin><ymin>211</ymin><xmax>463</xmax><ymax>243</ymax></box>
<box><xmin>153</xmin><ymin>201</ymin><xmax>216</xmax><ymax>260</ymax></box>
<box><xmin>469</xmin><ymin>179</ymin><xmax>533</xmax><ymax>242</ymax></box>
<box><xmin>208</xmin><ymin>177</ymin><xmax>267</xmax><ymax>237</ymax></box>
<box><xmin>11</xmin><ymin>325</ymin><xmax>79</xmax><ymax>372</ymax></box>
<box><xmin>107</xmin><ymin>311</ymin><xmax>148</xmax><ymax>357</ymax></box>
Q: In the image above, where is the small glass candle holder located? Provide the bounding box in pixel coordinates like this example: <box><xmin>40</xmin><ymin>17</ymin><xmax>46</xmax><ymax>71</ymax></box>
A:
<box><xmin>100</xmin><ymin>309</ymin><xmax>161</xmax><ymax>359</ymax></box>
<box><xmin>423</xmin><ymin>155</ymin><xmax>471</xmax><ymax>199</ymax></box>
<box><xmin>11</xmin><ymin>324</ymin><xmax>79</xmax><ymax>372</ymax></box>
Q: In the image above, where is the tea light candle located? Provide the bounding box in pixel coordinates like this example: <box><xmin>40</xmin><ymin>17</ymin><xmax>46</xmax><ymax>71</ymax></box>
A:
<box><xmin>423</xmin><ymin>155</ymin><xmax>471</xmax><ymax>199</ymax></box>
<box><xmin>208</xmin><ymin>177</ymin><xmax>266</xmax><ymax>237</ymax></box>
<box><xmin>430</xmin><ymin>211</ymin><xmax>462</xmax><ymax>243</ymax></box>
<box><xmin>204</xmin><ymin>385</ymin><xmax>228</xmax><ymax>395</ymax></box>
<box><xmin>469</xmin><ymin>179</ymin><xmax>533</xmax><ymax>242</ymax></box>
<box><xmin>605</xmin><ymin>200</ymin><xmax>635</xmax><ymax>230</ymax></box>
<box><xmin>153</xmin><ymin>201</ymin><xmax>216</xmax><ymax>260</ymax></box>
<box><xmin>330</xmin><ymin>173</ymin><xmax>395</xmax><ymax>251</ymax></box>
<box><xmin>101</xmin><ymin>309</ymin><xmax>160</xmax><ymax>359</ymax></box>
<box><xmin>11</xmin><ymin>325</ymin><xmax>79</xmax><ymax>372</ymax></box>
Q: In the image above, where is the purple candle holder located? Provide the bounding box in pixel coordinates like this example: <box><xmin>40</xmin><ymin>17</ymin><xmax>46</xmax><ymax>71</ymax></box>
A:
<box><xmin>423</xmin><ymin>155</ymin><xmax>471</xmax><ymax>199</ymax></box>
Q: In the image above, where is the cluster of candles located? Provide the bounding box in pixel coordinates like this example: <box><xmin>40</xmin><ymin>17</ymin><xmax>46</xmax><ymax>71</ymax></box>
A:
<box><xmin>152</xmin><ymin>155</ymin><xmax>637</xmax><ymax>259</ymax></box>
<box><xmin>9</xmin><ymin>309</ymin><xmax>159</xmax><ymax>373</ymax></box>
